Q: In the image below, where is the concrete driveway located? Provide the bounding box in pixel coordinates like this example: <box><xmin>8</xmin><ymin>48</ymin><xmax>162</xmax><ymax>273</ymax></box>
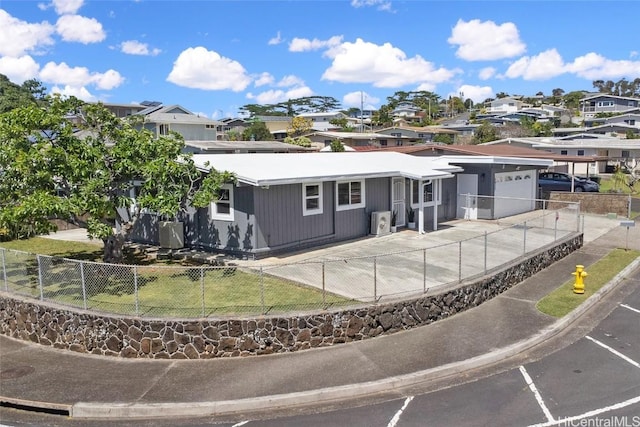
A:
<box><xmin>252</xmin><ymin>212</ymin><xmax>623</xmax><ymax>302</ymax></box>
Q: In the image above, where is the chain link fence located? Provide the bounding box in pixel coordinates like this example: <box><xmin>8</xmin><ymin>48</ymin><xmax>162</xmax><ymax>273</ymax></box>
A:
<box><xmin>1</xmin><ymin>200</ymin><xmax>581</xmax><ymax>318</ymax></box>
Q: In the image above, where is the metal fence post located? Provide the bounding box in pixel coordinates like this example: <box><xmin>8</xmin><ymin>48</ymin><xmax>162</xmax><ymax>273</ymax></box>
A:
<box><xmin>1</xmin><ymin>248</ymin><xmax>7</xmax><ymax>292</ymax></box>
<box><xmin>484</xmin><ymin>231</ymin><xmax>488</xmax><ymax>275</ymax></box>
<box><xmin>523</xmin><ymin>221</ymin><xmax>527</xmax><ymax>255</ymax></box>
<box><xmin>373</xmin><ymin>257</ymin><xmax>377</xmax><ymax>302</ymax></box>
<box><xmin>134</xmin><ymin>266</ymin><xmax>139</xmax><ymax>316</ymax></box>
<box><xmin>37</xmin><ymin>255</ymin><xmax>44</xmax><ymax>301</ymax></box>
<box><xmin>458</xmin><ymin>241</ymin><xmax>462</xmax><ymax>283</ymax></box>
<box><xmin>423</xmin><ymin>249</ymin><xmax>427</xmax><ymax>294</ymax></box>
<box><xmin>322</xmin><ymin>262</ymin><xmax>326</xmax><ymax>309</ymax></box>
<box><xmin>554</xmin><ymin>214</ymin><xmax>558</xmax><ymax>241</ymax></box>
<box><xmin>260</xmin><ymin>266</ymin><xmax>265</xmax><ymax>315</ymax></box>
<box><xmin>200</xmin><ymin>267</ymin><xmax>205</xmax><ymax>317</ymax></box>
<box><xmin>80</xmin><ymin>262</ymin><xmax>87</xmax><ymax>310</ymax></box>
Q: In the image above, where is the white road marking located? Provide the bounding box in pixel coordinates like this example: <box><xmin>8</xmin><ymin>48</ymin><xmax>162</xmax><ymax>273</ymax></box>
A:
<box><xmin>527</xmin><ymin>394</ymin><xmax>640</xmax><ymax>427</ymax></box>
<box><xmin>621</xmin><ymin>303</ymin><xmax>640</xmax><ymax>314</ymax></box>
<box><xmin>519</xmin><ymin>366</ymin><xmax>555</xmax><ymax>424</ymax></box>
<box><xmin>387</xmin><ymin>396</ymin><xmax>414</xmax><ymax>427</ymax></box>
<box><xmin>585</xmin><ymin>335</ymin><xmax>640</xmax><ymax>369</ymax></box>
<box><xmin>232</xmin><ymin>421</ymin><xmax>250</xmax><ymax>427</ymax></box>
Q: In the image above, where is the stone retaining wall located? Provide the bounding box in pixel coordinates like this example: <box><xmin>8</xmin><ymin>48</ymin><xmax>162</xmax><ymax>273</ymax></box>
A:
<box><xmin>0</xmin><ymin>235</ymin><xmax>583</xmax><ymax>359</ymax></box>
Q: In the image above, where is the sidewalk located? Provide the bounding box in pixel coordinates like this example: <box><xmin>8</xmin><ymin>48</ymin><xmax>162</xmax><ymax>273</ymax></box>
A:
<box><xmin>1</xmin><ymin>216</ymin><xmax>638</xmax><ymax>419</ymax></box>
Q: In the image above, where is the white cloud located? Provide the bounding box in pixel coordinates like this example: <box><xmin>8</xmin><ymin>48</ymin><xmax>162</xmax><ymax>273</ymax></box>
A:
<box><xmin>39</xmin><ymin>61</ymin><xmax>124</xmax><ymax>89</ymax></box>
<box><xmin>246</xmin><ymin>85</ymin><xmax>314</xmax><ymax>105</ymax></box>
<box><xmin>505</xmin><ymin>49</ymin><xmax>565</xmax><ymax>80</ymax></box>
<box><xmin>0</xmin><ymin>55</ymin><xmax>40</xmax><ymax>83</ymax></box>
<box><xmin>268</xmin><ymin>31</ymin><xmax>283</xmax><ymax>45</ymax></box>
<box><xmin>479</xmin><ymin>67</ymin><xmax>496</xmax><ymax>80</ymax></box>
<box><xmin>254</xmin><ymin>72</ymin><xmax>274</xmax><ymax>87</ymax></box>
<box><xmin>247</xmin><ymin>74</ymin><xmax>312</xmax><ymax>104</ymax></box>
<box><xmin>120</xmin><ymin>40</ymin><xmax>161</xmax><ymax>56</ymax></box>
<box><xmin>565</xmin><ymin>52</ymin><xmax>640</xmax><ymax>80</ymax></box>
<box><xmin>322</xmin><ymin>38</ymin><xmax>460</xmax><ymax>88</ymax></box>
<box><xmin>448</xmin><ymin>19</ymin><xmax>526</xmax><ymax>61</ymax></box>
<box><xmin>0</xmin><ymin>10</ymin><xmax>55</xmax><ymax>56</ymax></box>
<box><xmin>52</xmin><ymin>0</ymin><xmax>84</xmax><ymax>15</ymax></box>
<box><xmin>56</xmin><ymin>15</ymin><xmax>105</xmax><ymax>44</ymax></box>
<box><xmin>289</xmin><ymin>35</ymin><xmax>343</xmax><ymax>52</ymax></box>
<box><xmin>631</xmin><ymin>51</ymin><xmax>638</xmax><ymax>59</ymax></box>
<box><xmin>50</xmin><ymin>84</ymin><xmax>96</xmax><ymax>102</ymax></box>
<box><xmin>350</xmin><ymin>0</ymin><xmax>393</xmax><ymax>11</ymax></box>
<box><xmin>456</xmin><ymin>84</ymin><xmax>493</xmax><ymax>103</ymax></box>
<box><xmin>167</xmin><ymin>46</ymin><xmax>252</xmax><ymax>91</ymax></box>
<box><xmin>343</xmin><ymin>91</ymin><xmax>380</xmax><ymax>109</ymax></box>
<box><xmin>277</xmin><ymin>75</ymin><xmax>305</xmax><ymax>87</ymax></box>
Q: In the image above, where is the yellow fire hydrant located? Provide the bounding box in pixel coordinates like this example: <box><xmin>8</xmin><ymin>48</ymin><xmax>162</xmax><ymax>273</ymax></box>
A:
<box><xmin>572</xmin><ymin>265</ymin><xmax>587</xmax><ymax>294</ymax></box>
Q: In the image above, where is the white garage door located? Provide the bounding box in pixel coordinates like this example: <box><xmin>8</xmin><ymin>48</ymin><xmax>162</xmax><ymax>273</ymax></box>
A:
<box><xmin>494</xmin><ymin>170</ymin><xmax>536</xmax><ymax>218</ymax></box>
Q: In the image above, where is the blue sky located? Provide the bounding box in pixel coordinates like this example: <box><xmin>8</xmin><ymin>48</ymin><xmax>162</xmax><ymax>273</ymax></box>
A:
<box><xmin>1</xmin><ymin>0</ymin><xmax>639</xmax><ymax>119</ymax></box>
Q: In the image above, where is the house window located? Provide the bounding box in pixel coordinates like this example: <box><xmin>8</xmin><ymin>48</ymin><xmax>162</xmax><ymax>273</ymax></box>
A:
<box><xmin>336</xmin><ymin>180</ymin><xmax>365</xmax><ymax>211</ymax></box>
<box><xmin>411</xmin><ymin>180</ymin><xmax>441</xmax><ymax>207</ymax></box>
<box><xmin>597</xmin><ymin>101</ymin><xmax>614</xmax><ymax>107</ymax></box>
<box><xmin>159</xmin><ymin>124</ymin><xmax>169</xmax><ymax>135</ymax></box>
<box><xmin>625</xmin><ymin>119</ymin><xmax>635</xmax><ymax>125</ymax></box>
<box><xmin>391</xmin><ymin>132</ymin><xmax>401</xmax><ymax>137</ymax></box>
<box><xmin>380</xmin><ymin>140</ymin><xmax>387</xmax><ymax>146</ymax></box>
<box><xmin>211</xmin><ymin>184</ymin><xmax>234</xmax><ymax>221</ymax></box>
<box><xmin>302</xmin><ymin>183</ymin><xmax>323</xmax><ymax>216</ymax></box>
<box><xmin>560</xmin><ymin>150</ymin><xmax>568</xmax><ymax>155</ymax></box>
<box><xmin>622</xmin><ymin>150</ymin><xmax>630</xmax><ymax>158</ymax></box>
<box><xmin>577</xmin><ymin>150</ymin><xmax>585</xmax><ymax>156</ymax></box>
<box><xmin>396</xmin><ymin>140</ymin><xmax>403</xmax><ymax>146</ymax></box>
<box><xmin>205</xmin><ymin>124</ymin><xmax>215</xmax><ymax>129</ymax></box>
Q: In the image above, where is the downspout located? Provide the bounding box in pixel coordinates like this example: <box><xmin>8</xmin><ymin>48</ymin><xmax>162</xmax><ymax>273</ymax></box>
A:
<box><xmin>418</xmin><ymin>179</ymin><xmax>425</xmax><ymax>234</ymax></box>
<box><xmin>433</xmin><ymin>179</ymin><xmax>438</xmax><ymax>231</ymax></box>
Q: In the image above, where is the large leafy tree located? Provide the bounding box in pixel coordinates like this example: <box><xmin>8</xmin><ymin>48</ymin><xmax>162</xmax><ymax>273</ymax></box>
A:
<box><xmin>0</xmin><ymin>95</ymin><xmax>234</xmax><ymax>262</ymax></box>
<box><xmin>241</xmin><ymin>118</ymin><xmax>273</xmax><ymax>140</ymax></box>
<box><xmin>472</xmin><ymin>121</ymin><xmax>499</xmax><ymax>144</ymax></box>
<box><xmin>0</xmin><ymin>74</ymin><xmax>47</xmax><ymax>113</ymax></box>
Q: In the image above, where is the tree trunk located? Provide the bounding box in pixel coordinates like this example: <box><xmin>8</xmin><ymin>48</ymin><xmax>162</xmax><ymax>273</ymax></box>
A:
<box><xmin>103</xmin><ymin>233</ymin><xmax>125</xmax><ymax>263</ymax></box>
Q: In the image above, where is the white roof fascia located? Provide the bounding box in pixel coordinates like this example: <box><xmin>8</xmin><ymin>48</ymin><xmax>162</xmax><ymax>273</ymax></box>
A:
<box><xmin>192</xmin><ymin>153</ymin><xmax>462</xmax><ymax>187</ymax></box>
<box><xmin>440</xmin><ymin>155</ymin><xmax>553</xmax><ymax>168</ymax></box>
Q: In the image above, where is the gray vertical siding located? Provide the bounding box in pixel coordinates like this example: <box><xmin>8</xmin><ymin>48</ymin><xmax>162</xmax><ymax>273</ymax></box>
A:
<box><xmin>192</xmin><ymin>184</ymin><xmax>256</xmax><ymax>254</ymax></box>
<box><xmin>253</xmin><ymin>182</ymin><xmax>334</xmax><ymax>250</ymax></box>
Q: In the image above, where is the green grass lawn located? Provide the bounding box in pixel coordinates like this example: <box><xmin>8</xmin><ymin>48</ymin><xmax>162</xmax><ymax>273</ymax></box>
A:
<box><xmin>598</xmin><ymin>177</ymin><xmax>640</xmax><ymax>195</ymax></box>
<box><xmin>0</xmin><ymin>237</ymin><xmax>356</xmax><ymax>317</ymax></box>
<box><xmin>536</xmin><ymin>249</ymin><xmax>640</xmax><ymax>318</ymax></box>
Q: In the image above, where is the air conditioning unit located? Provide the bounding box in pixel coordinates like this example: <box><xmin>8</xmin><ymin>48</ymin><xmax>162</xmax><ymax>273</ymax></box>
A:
<box><xmin>370</xmin><ymin>211</ymin><xmax>391</xmax><ymax>236</ymax></box>
<box><xmin>158</xmin><ymin>221</ymin><xmax>184</xmax><ymax>249</ymax></box>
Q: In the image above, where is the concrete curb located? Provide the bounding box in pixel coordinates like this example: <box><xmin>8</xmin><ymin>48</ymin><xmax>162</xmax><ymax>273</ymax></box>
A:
<box><xmin>65</xmin><ymin>257</ymin><xmax>640</xmax><ymax>419</ymax></box>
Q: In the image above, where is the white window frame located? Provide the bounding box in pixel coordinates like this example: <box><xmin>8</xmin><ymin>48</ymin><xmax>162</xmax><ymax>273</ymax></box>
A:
<box><xmin>159</xmin><ymin>124</ymin><xmax>170</xmax><ymax>135</ymax></box>
<box><xmin>211</xmin><ymin>184</ymin><xmax>234</xmax><ymax>221</ymax></box>
<box><xmin>410</xmin><ymin>179</ymin><xmax>441</xmax><ymax>208</ymax></box>
<box><xmin>336</xmin><ymin>180</ymin><xmax>366</xmax><ymax>211</ymax></box>
<box><xmin>302</xmin><ymin>182</ymin><xmax>323</xmax><ymax>216</ymax></box>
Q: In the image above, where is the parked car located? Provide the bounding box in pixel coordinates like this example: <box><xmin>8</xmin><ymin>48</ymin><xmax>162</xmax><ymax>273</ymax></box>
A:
<box><xmin>538</xmin><ymin>172</ymin><xmax>600</xmax><ymax>193</ymax></box>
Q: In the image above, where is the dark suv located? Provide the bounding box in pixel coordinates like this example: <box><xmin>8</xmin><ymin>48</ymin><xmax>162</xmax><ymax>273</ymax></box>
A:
<box><xmin>538</xmin><ymin>172</ymin><xmax>600</xmax><ymax>193</ymax></box>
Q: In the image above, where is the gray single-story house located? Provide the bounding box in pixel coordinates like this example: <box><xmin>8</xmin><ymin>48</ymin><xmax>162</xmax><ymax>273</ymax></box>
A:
<box><xmin>131</xmin><ymin>152</ymin><xmax>464</xmax><ymax>258</ymax></box>
<box><xmin>130</xmin><ymin>151</ymin><xmax>552</xmax><ymax>258</ymax></box>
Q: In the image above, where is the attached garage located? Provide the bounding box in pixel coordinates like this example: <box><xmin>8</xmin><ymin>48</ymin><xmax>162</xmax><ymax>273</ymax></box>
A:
<box><xmin>441</xmin><ymin>156</ymin><xmax>553</xmax><ymax>220</ymax></box>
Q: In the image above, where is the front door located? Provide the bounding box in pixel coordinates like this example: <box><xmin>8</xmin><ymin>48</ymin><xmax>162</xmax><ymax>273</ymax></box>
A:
<box><xmin>392</xmin><ymin>177</ymin><xmax>406</xmax><ymax>226</ymax></box>
<box><xmin>457</xmin><ymin>174</ymin><xmax>478</xmax><ymax>220</ymax></box>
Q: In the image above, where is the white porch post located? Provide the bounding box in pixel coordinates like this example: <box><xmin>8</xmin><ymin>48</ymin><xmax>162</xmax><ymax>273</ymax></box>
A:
<box><xmin>433</xmin><ymin>179</ymin><xmax>438</xmax><ymax>231</ymax></box>
<box><xmin>418</xmin><ymin>179</ymin><xmax>425</xmax><ymax>234</ymax></box>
